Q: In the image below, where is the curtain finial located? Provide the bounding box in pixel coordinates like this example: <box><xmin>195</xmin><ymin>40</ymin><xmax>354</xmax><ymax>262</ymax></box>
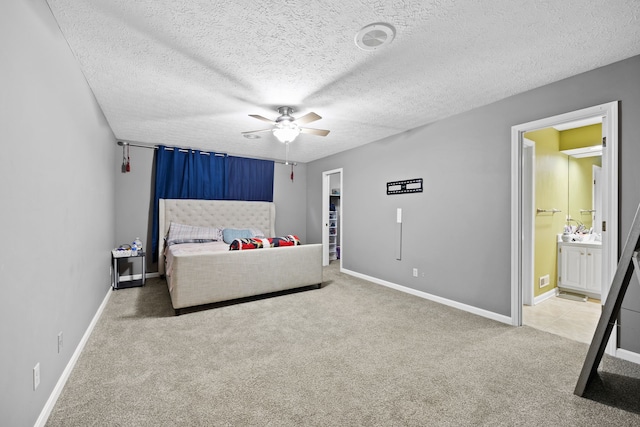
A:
<box><xmin>119</xmin><ymin>141</ymin><xmax>131</xmax><ymax>173</ymax></box>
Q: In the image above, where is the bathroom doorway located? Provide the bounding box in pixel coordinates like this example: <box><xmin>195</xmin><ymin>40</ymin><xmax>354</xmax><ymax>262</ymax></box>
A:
<box><xmin>522</xmin><ymin>127</ymin><xmax>603</xmax><ymax>342</ymax></box>
<box><xmin>511</xmin><ymin>102</ymin><xmax>619</xmax><ymax>352</ymax></box>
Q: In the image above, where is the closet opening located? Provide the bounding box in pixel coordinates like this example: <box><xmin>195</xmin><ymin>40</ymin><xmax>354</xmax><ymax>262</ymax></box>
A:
<box><xmin>322</xmin><ymin>168</ymin><xmax>343</xmax><ymax>267</ymax></box>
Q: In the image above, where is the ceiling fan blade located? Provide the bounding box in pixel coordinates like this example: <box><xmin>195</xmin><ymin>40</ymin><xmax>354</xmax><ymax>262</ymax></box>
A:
<box><xmin>249</xmin><ymin>114</ymin><xmax>275</xmax><ymax>124</ymax></box>
<box><xmin>241</xmin><ymin>129</ymin><xmax>272</xmax><ymax>135</ymax></box>
<box><xmin>300</xmin><ymin>127</ymin><xmax>330</xmax><ymax>136</ymax></box>
<box><xmin>294</xmin><ymin>112</ymin><xmax>321</xmax><ymax>125</ymax></box>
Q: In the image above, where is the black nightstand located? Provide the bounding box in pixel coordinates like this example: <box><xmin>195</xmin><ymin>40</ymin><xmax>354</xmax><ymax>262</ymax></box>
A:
<box><xmin>112</xmin><ymin>251</ymin><xmax>146</xmax><ymax>290</ymax></box>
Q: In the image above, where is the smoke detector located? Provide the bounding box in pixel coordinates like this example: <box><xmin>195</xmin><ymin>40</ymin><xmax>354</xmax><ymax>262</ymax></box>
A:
<box><xmin>355</xmin><ymin>23</ymin><xmax>396</xmax><ymax>51</ymax></box>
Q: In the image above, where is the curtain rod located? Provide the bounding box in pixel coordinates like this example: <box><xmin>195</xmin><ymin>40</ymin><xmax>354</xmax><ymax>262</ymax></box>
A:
<box><xmin>117</xmin><ymin>140</ymin><xmax>297</xmax><ymax>165</ymax></box>
<box><xmin>117</xmin><ymin>140</ymin><xmax>223</xmax><ymax>156</ymax></box>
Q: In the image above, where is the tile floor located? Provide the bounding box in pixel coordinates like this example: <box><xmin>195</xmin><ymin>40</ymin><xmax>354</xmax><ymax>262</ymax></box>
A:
<box><xmin>523</xmin><ymin>295</ymin><xmax>602</xmax><ymax>344</ymax></box>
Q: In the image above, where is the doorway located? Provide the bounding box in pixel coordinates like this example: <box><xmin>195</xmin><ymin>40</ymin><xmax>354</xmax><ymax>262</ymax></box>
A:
<box><xmin>511</xmin><ymin>102</ymin><xmax>619</xmax><ymax>353</ymax></box>
<box><xmin>521</xmin><ymin>128</ymin><xmax>603</xmax><ymax>343</ymax></box>
<box><xmin>322</xmin><ymin>168</ymin><xmax>343</xmax><ymax>267</ymax></box>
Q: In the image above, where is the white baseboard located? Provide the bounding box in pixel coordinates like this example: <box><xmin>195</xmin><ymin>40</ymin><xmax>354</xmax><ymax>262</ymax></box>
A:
<box><xmin>341</xmin><ymin>268</ymin><xmax>512</xmax><ymax>325</ymax></box>
<box><xmin>614</xmin><ymin>348</ymin><xmax>640</xmax><ymax>365</ymax></box>
<box><xmin>34</xmin><ymin>287</ymin><xmax>112</xmax><ymax>427</ymax></box>
<box><xmin>534</xmin><ymin>287</ymin><xmax>558</xmax><ymax>305</ymax></box>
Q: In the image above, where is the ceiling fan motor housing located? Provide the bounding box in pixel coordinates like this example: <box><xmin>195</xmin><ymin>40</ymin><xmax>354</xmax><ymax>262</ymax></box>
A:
<box><xmin>276</xmin><ymin>106</ymin><xmax>295</xmax><ymax>123</ymax></box>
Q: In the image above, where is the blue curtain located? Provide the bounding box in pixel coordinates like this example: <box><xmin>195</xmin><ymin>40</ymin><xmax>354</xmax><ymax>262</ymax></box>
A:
<box><xmin>151</xmin><ymin>146</ymin><xmax>274</xmax><ymax>260</ymax></box>
<box><xmin>226</xmin><ymin>156</ymin><xmax>274</xmax><ymax>202</ymax></box>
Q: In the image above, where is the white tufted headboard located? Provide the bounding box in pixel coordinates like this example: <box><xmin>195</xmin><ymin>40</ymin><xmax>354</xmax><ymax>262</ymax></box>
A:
<box><xmin>158</xmin><ymin>199</ymin><xmax>276</xmax><ymax>274</ymax></box>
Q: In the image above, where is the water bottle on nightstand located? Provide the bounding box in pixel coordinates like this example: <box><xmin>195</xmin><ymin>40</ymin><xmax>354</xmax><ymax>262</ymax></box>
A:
<box><xmin>133</xmin><ymin>237</ymin><xmax>142</xmax><ymax>255</ymax></box>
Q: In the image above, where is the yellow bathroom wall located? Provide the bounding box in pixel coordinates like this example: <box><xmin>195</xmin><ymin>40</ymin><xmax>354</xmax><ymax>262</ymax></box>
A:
<box><xmin>525</xmin><ymin>128</ymin><xmax>567</xmax><ymax>297</ymax></box>
<box><xmin>559</xmin><ymin>123</ymin><xmax>601</xmax><ymax>150</ymax></box>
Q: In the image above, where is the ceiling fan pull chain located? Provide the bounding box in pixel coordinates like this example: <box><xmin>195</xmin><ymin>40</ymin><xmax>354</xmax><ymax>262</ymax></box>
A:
<box><xmin>285</xmin><ymin>141</ymin><xmax>290</xmax><ymax>166</ymax></box>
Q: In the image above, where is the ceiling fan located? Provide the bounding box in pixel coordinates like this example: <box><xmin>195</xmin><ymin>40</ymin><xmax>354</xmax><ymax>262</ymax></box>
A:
<box><xmin>242</xmin><ymin>106</ymin><xmax>330</xmax><ymax>144</ymax></box>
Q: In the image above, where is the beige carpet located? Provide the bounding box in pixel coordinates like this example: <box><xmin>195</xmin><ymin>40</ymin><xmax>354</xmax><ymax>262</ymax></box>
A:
<box><xmin>46</xmin><ymin>262</ymin><xmax>640</xmax><ymax>426</ymax></box>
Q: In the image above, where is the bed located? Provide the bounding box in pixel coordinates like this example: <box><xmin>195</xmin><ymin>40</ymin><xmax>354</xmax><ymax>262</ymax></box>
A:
<box><xmin>158</xmin><ymin>199</ymin><xmax>323</xmax><ymax>314</ymax></box>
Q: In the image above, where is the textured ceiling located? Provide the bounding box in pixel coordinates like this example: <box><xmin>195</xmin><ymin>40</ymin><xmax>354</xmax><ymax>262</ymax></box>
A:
<box><xmin>46</xmin><ymin>0</ymin><xmax>640</xmax><ymax>163</ymax></box>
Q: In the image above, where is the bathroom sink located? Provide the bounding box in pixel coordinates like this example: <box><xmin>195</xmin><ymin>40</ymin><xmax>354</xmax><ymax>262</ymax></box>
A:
<box><xmin>559</xmin><ymin>234</ymin><xmax>601</xmax><ymax>244</ymax></box>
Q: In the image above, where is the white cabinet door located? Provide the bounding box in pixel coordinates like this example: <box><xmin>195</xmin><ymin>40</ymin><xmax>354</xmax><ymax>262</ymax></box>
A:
<box><xmin>586</xmin><ymin>247</ymin><xmax>602</xmax><ymax>294</ymax></box>
<box><xmin>558</xmin><ymin>243</ymin><xmax>602</xmax><ymax>298</ymax></box>
<box><xmin>560</xmin><ymin>245</ymin><xmax>586</xmax><ymax>290</ymax></box>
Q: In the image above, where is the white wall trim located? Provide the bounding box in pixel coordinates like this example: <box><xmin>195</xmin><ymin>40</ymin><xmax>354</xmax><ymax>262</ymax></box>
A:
<box><xmin>614</xmin><ymin>348</ymin><xmax>640</xmax><ymax>365</ymax></box>
<box><xmin>34</xmin><ymin>287</ymin><xmax>112</xmax><ymax>427</ymax></box>
<box><xmin>510</xmin><ymin>124</ymin><xmax>522</xmax><ymax>325</ymax></box>
<box><xmin>342</xmin><ymin>268</ymin><xmax>512</xmax><ymax>325</ymax></box>
<box><xmin>522</xmin><ymin>139</ymin><xmax>536</xmax><ymax>307</ymax></box>
<box><xmin>533</xmin><ymin>287</ymin><xmax>558</xmax><ymax>305</ymax></box>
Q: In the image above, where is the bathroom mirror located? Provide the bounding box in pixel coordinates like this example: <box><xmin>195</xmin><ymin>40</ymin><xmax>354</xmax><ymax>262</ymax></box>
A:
<box><xmin>558</xmin><ymin>121</ymin><xmax>603</xmax><ymax>235</ymax></box>
<box><xmin>566</xmin><ymin>150</ymin><xmax>601</xmax><ymax>232</ymax></box>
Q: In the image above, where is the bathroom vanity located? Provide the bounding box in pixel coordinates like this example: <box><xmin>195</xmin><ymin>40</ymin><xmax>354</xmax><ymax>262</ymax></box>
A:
<box><xmin>557</xmin><ymin>240</ymin><xmax>602</xmax><ymax>299</ymax></box>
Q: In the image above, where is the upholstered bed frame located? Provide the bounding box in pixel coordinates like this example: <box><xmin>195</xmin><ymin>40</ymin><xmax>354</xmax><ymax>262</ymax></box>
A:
<box><xmin>158</xmin><ymin>199</ymin><xmax>323</xmax><ymax>313</ymax></box>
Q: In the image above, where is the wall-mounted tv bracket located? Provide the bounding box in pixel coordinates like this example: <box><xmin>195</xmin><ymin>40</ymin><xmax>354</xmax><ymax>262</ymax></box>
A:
<box><xmin>387</xmin><ymin>178</ymin><xmax>423</xmax><ymax>195</ymax></box>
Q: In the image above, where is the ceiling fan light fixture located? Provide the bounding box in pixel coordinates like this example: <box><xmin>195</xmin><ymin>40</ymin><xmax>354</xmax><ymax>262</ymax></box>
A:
<box><xmin>245</xmin><ymin>106</ymin><xmax>327</xmax><ymax>145</ymax></box>
<box><xmin>272</xmin><ymin>123</ymin><xmax>300</xmax><ymax>143</ymax></box>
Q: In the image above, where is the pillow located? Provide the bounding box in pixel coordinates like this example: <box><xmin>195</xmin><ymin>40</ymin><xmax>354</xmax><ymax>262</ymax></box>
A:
<box><xmin>248</xmin><ymin>228</ymin><xmax>265</xmax><ymax>238</ymax></box>
<box><xmin>166</xmin><ymin>222</ymin><xmax>222</xmax><ymax>246</ymax></box>
<box><xmin>222</xmin><ymin>228</ymin><xmax>262</xmax><ymax>244</ymax></box>
<box><xmin>229</xmin><ymin>235</ymin><xmax>300</xmax><ymax>251</ymax></box>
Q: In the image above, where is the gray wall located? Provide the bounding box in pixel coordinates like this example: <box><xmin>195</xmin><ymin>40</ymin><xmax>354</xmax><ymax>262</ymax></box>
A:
<box><xmin>307</xmin><ymin>55</ymin><xmax>640</xmax><ymax>329</ymax></box>
<box><xmin>115</xmin><ymin>149</ymin><xmax>308</xmax><ymax>275</ymax></box>
<box><xmin>0</xmin><ymin>1</ymin><xmax>117</xmax><ymax>425</ymax></box>
<box><xmin>4</xmin><ymin>2</ymin><xmax>639</xmax><ymax>423</ymax></box>
<box><xmin>114</xmin><ymin>146</ymin><xmax>155</xmax><ymax>275</ymax></box>
<box><xmin>273</xmin><ymin>162</ymin><xmax>308</xmax><ymax>242</ymax></box>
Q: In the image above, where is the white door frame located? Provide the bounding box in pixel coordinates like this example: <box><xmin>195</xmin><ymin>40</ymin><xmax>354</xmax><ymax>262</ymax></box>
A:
<box><xmin>522</xmin><ymin>138</ymin><xmax>535</xmax><ymax>306</ymax></box>
<box><xmin>511</xmin><ymin>101</ymin><xmax>619</xmax><ymax>353</ymax></box>
<box><xmin>593</xmin><ymin>165</ymin><xmax>602</xmax><ymax>235</ymax></box>
<box><xmin>322</xmin><ymin>168</ymin><xmax>343</xmax><ymax>267</ymax></box>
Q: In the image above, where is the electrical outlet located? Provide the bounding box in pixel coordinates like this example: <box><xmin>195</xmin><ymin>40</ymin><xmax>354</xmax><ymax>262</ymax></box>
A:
<box><xmin>58</xmin><ymin>332</ymin><xmax>63</xmax><ymax>353</ymax></box>
<box><xmin>33</xmin><ymin>363</ymin><xmax>40</xmax><ymax>390</ymax></box>
<box><xmin>413</xmin><ymin>268</ymin><xmax>418</xmax><ymax>277</ymax></box>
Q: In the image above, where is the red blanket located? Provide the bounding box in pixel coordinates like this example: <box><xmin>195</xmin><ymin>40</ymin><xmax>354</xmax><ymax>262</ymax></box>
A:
<box><xmin>229</xmin><ymin>235</ymin><xmax>300</xmax><ymax>251</ymax></box>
